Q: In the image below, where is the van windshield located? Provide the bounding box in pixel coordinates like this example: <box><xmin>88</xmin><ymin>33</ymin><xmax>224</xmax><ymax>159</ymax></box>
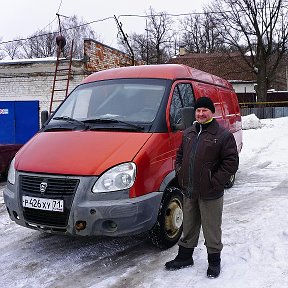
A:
<box><xmin>51</xmin><ymin>79</ymin><xmax>168</xmax><ymax>126</ymax></box>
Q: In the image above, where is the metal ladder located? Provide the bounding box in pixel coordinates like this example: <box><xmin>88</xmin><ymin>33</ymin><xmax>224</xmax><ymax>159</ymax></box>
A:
<box><xmin>49</xmin><ymin>39</ymin><xmax>74</xmax><ymax>113</ymax></box>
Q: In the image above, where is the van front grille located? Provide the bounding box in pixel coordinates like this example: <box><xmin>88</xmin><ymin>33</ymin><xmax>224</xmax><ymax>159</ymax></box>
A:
<box><xmin>19</xmin><ymin>175</ymin><xmax>79</xmax><ymax>227</ymax></box>
<box><xmin>21</xmin><ymin>175</ymin><xmax>78</xmax><ymax>195</ymax></box>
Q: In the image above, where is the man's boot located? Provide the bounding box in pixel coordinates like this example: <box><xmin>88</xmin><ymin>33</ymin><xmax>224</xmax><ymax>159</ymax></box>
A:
<box><xmin>165</xmin><ymin>246</ymin><xmax>194</xmax><ymax>270</ymax></box>
<box><xmin>207</xmin><ymin>253</ymin><xmax>221</xmax><ymax>278</ymax></box>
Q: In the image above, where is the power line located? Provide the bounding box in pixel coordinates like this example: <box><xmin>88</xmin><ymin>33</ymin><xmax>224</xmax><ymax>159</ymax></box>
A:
<box><xmin>0</xmin><ymin>16</ymin><xmax>114</xmax><ymax>46</ymax></box>
<box><xmin>0</xmin><ymin>12</ymin><xmax>203</xmax><ymax>46</ymax></box>
<box><xmin>40</xmin><ymin>0</ymin><xmax>63</xmax><ymax>32</ymax></box>
<box><xmin>0</xmin><ymin>0</ymin><xmax>63</xmax><ymax>48</ymax></box>
<box><xmin>0</xmin><ymin>11</ymin><xmax>218</xmax><ymax>46</ymax></box>
<box><xmin>1</xmin><ymin>5</ymin><xmax>288</xmax><ymax>47</ymax></box>
<box><xmin>57</xmin><ymin>0</ymin><xmax>63</xmax><ymax>14</ymax></box>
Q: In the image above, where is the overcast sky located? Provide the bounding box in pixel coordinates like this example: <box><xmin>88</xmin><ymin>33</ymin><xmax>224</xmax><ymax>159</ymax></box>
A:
<box><xmin>0</xmin><ymin>0</ymin><xmax>208</xmax><ymax>49</ymax></box>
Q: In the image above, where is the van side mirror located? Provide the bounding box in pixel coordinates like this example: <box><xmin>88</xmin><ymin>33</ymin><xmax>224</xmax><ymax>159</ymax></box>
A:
<box><xmin>174</xmin><ymin>107</ymin><xmax>195</xmax><ymax>131</ymax></box>
<box><xmin>41</xmin><ymin>110</ymin><xmax>49</xmax><ymax>127</ymax></box>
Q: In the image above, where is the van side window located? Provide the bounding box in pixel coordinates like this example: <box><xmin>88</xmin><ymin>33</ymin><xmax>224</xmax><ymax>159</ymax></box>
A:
<box><xmin>178</xmin><ymin>84</ymin><xmax>194</xmax><ymax>107</ymax></box>
<box><xmin>170</xmin><ymin>83</ymin><xmax>195</xmax><ymax>128</ymax></box>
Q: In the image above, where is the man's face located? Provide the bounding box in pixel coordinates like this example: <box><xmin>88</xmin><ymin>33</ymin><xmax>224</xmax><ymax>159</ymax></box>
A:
<box><xmin>195</xmin><ymin>107</ymin><xmax>213</xmax><ymax>124</ymax></box>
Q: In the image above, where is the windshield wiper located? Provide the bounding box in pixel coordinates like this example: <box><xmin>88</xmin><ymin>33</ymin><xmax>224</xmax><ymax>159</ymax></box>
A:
<box><xmin>53</xmin><ymin>116</ymin><xmax>88</xmax><ymax>128</ymax></box>
<box><xmin>41</xmin><ymin>126</ymin><xmax>74</xmax><ymax>132</ymax></box>
<box><xmin>83</xmin><ymin>118</ymin><xmax>144</xmax><ymax>131</ymax></box>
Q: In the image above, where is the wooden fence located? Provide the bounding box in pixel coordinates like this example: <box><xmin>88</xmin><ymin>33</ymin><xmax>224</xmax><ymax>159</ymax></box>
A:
<box><xmin>237</xmin><ymin>92</ymin><xmax>288</xmax><ymax>119</ymax></box>
<box><xmin>240</xmin><ymin>106</ymin><xmax>288</xmax><ymax>119</ymax></box>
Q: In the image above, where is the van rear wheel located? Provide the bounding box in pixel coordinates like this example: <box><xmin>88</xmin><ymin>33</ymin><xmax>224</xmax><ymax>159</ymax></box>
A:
<box><xmin>149</xmin><ymin>187</ymin><xmax>183</xmax><ymax>249</ymax></box>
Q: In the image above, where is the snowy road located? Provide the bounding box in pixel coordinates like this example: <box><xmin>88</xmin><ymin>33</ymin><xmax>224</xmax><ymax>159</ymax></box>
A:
<box><xmin>0</xmin><ymin>180</ymin><xmax>156</xmax><ymax>288</ymax></box>
<box><xmin>1</xmin><ymin>116</ymin><xmax>288</xmax><ymax>288</ymax></box>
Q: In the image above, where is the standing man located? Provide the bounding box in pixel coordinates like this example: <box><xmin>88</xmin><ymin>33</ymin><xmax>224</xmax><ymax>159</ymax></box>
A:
<box><xmin>165</xmin><ymin>96</ymin><xmax>239</xmax><ymax>278</ymax></box>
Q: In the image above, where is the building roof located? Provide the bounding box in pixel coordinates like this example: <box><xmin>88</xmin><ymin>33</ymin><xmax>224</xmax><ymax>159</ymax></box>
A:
<box><xmin>168</xmin><ymin>52</ymin><xmax>257</xmax><ymax>82</ymax></box>
<box><xmin>0</xmin><ymin>56</ymin><xmax>84</xmax><ymax>66</ymax></box>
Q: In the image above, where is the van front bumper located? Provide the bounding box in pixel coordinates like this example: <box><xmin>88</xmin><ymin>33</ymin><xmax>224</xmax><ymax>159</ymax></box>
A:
<box><xmin>72</xmin><ymin>192</ymin><xmax>163</xmax><ymax>236</ymax></box>
<box><xmin>3</xmin><ymin>173</ymin><xmax>163</xmax><ymax>237</ymax></box>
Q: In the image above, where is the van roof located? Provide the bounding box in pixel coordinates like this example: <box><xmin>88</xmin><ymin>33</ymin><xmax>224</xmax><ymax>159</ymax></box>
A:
<box><xmin>81</xmin><ymin>64</ymin><xmax>233</xmax><ymax>89</ymax></box>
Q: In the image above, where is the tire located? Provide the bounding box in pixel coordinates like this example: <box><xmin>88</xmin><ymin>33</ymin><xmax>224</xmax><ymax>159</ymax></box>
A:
<box><xmin>224</xmin><ymin>174</ymin><xmax>235</xmax><ymax>189</ymax></box>
<box><xmin>1</xmin><ymin>167</ymin><xmax>9</xmax><ymax>181</ymax></box>
<box><xmin>149</xmin><ymin>187</ymin><xmax>183</xmax><ymax>249</ymax></box>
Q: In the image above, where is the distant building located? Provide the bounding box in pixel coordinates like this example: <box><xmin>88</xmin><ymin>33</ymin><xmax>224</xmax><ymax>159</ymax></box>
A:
<box><xmin>168</xmin><ymin>51</ymin><xmax>288</xmax><ymax>94</ymax></box>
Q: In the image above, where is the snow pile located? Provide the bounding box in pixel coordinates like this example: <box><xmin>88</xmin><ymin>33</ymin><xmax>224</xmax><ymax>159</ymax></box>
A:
<box><xmin>241</xmin><ymin>113</ymin><xmax>262</xmax><ymax>129</ymax></box>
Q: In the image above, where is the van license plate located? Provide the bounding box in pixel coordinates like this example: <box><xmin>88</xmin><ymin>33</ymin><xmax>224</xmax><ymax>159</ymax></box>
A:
<box><xmin>22</xmin><ymin>196</ymin><xmax>64</xmax><ymax>212</ymax></box>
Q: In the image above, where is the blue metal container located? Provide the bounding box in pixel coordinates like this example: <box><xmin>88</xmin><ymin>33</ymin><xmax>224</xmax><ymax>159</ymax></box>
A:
<box><xmin>0</xmin><ymin>100</ymin><xmax>39</xmax><ymax>144</ymax></box>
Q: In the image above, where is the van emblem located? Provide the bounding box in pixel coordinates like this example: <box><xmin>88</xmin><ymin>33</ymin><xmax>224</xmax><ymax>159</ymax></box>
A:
<box><xmin>40</xmin><ymin>182</ymin><xmax>48</xmax><ymax>194</ymax></box>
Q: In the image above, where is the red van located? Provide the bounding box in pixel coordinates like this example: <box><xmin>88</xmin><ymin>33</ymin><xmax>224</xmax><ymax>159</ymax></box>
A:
<box><xmin>4</xmin><ymin>64</ymin><xmax>242</xmax><ymax>248</ymax></box>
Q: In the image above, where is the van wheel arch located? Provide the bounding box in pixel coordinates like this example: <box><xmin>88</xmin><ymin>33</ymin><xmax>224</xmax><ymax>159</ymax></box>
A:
<box><xmin>148</xmin><ymin>186</ymin><xmax>183</xmax><ymax>249</ymax></box>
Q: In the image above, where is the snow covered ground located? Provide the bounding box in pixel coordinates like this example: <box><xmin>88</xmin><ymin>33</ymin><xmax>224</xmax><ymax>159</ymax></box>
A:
<box><xmin>1</xmin><ymin>114</ymin><xmax>288</xmax><ymax>288</ymax></box>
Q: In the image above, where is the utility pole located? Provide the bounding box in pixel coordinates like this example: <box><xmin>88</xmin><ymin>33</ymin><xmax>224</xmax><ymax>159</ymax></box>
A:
<box><xmin>146</xmin><ymin>19</ymin><xmax>149</xmax><ymax>65</ymax></box>
<box><xmin>114</xmin><ymin>15</ymin><xmax>135</xmax><ymax>66</ymax></box>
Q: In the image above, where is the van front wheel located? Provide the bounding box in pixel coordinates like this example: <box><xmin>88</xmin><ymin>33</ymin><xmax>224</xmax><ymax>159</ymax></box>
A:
<box><xmin>149</xmin><ymin>187</ymin><xmax>183</xmax><ymax>249</ymax></box>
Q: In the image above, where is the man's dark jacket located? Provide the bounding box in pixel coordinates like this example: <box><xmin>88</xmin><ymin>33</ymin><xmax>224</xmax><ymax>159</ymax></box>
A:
<box><xmin>176</xmin><ymin>119</ymin><xmax>239</xmax><ymax>200</ymax></box>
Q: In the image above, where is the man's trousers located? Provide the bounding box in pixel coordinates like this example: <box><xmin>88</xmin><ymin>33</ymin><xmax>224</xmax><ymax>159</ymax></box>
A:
<box><xmin>178</xmin><ymin>195</ymin><xmax>224</xmax><ymax>254</ymax></box>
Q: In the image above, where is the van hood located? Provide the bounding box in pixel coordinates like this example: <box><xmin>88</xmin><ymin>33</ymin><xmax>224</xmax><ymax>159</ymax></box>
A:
<box><xmin>16</xmin><ymin>131</ymin><xmax>152</xmax><ymax>175</ymax></box>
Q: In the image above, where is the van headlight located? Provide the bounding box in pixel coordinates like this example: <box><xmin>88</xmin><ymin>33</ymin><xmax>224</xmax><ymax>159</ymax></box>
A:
<box><xmin>7</xmin><ymin>157</ymin><xmax>16</xmax><ymax>185</ymax></box>
<box><xmin>92</xmin><ymin>162</ymin><xmax>136</xmax><ymax>193</ymax></box>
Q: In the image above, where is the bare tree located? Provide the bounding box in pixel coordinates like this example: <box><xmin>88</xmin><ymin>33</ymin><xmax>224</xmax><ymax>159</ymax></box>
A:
<box><xmin>119</xmin><ymin>8</ymin><xmax>175</xmax><ymax>64</ymax></box>
<box><xmin>19</xmin><ymin>31</ymin><xmax>57</xmax><ymax>58</ymax></box>
<box><xmin>2</xmin><ymin>38</ymin><xmax>23</xmax><ymax>59</ymax></box>
<box><xmin>59</xmin><ymin>15</ymin><xmax>98</xmax><ymax>58</ymax></box>
<box><xmin>0</xmin><ymin>37</ymin><xmax>6</xmax><ymax>59</ymax></box>
<box><xmin>126</xmin><ymin>33</ymin><xmax>149</xmax><ymax>64</ymax></box>
<box><xmin>4</xmin><ymin>15</ymin><xmax>98</xmax><ymax>60</ymax></box>
<box><xmin>180</xmin><ymin>12</ymin><xmax>227</xmax><ymax>53</ymax></box>
<box><xmin>146</xmin><ymin>7</ymin><xmax>175</xmax><ymax>63</ymax></box>
<box><xmin>208</xmin><ymin>0</ymin><xmax>288</xmax><ymax>102</ymax></box>
<box><xmin>180</xmin><ymin>14</ymin><xmax>205</xmax><ymax>53</ymax></box>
